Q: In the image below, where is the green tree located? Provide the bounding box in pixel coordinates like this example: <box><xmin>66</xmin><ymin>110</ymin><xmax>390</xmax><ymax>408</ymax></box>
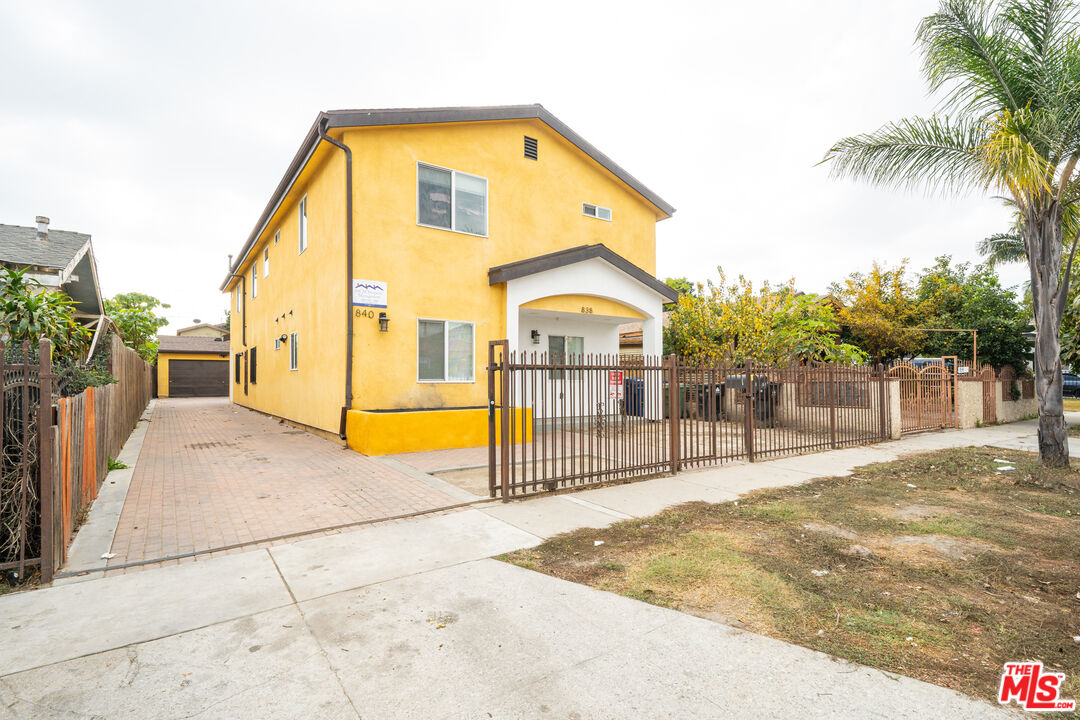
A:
<box><xmin>916</xmin><ymin>256</ymin><xmax>1032</xmax><ymax>368</ymax></box>
<box><xmin>664</xmin><ymin>277</ymin><xmax>695</xmax><ymax>298</ymax></box>
<box><xmin>104</xmin><ymin>292</ymin><xmax>170</xmax><ymax>363</ymax></box>
<box><xmin>0</xmin><ymin>267</ymin><xmax>91</xmax><ymax>358</ymax></box>
<box><xmin>832</xmin><ymin>261</ymin><xmax>926</xmax><ymax>364</ymax></box>
<box><xmin>823</xmin><ymin>0</ymin><xmax>1080</xmax><ymax>465</ymax></box>
<box><xmin>667</xmin><ymin>270</ymin><xmax>866</xmax><ymax>365</ymax></box>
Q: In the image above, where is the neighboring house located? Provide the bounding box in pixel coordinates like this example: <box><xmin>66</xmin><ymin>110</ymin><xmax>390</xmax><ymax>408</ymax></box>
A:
<box><xmin>0</xmin><ymin>216</ymin><xmax>108</xmax><ymax>355</ymax></box>
<box><xmin>175</xmin><ymin>322</ymin><xmax>229</xmax><ymax>339</ymax></box>
<box><xmin>220</xmin><ymin>104</ymin><xmax>676</xmax><ymax>454</ymax></box>
<box><xmin>156</xmin><ymin>335</ymin><xmax>230</xmax><ymax>398</ymax></box>
<box><xmin>619</xmin><ymin>311</ymin><xmax>672</xmax><ymax>358</ymax></box>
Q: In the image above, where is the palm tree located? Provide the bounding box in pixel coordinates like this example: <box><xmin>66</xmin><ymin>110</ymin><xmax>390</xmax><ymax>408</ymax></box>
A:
<box><xmin>823</xmin><ymin>0</ymin><xmax>1080</xmax><ymax>466</ymax></box>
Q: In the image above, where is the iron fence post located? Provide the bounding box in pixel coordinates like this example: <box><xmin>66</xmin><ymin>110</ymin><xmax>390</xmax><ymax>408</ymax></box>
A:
<box><xmin>744</xmin><ymin>362</ymin><xmax>755</xmax><ymax>462</ymax></box>
<box><xmin>828</xmin><ymin>364</ymin><xmax>837</xmax><ymax>449</ymax></box>
<box><xmin>487</xmin><ymin>341</ymin><xmax>497</xmax><ymax>499</ymax></box>
<box><xmin>667</xmin><ymin>354</ymin><xmax>680</xmax><ymax>473</ymax></box>
<box><xmin>498</xmin><ymin>341</ymin><xmax>511</xmax><ymax>501</ymax></box>
<box><xmin>876</xmin><ymin>363</ymin><xmax>887</xmax><ymax>441</ymax></box>
<box><xmin>38</xmin><ymin>339</ymin><xmax>54</xmax><ymax>584</ymax></box>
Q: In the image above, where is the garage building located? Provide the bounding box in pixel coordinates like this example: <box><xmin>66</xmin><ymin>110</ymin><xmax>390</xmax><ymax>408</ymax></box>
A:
<box><xmin>156</xmin><ymin>335</ymin><xmax>230</xmax><ymax>398</ymax></box>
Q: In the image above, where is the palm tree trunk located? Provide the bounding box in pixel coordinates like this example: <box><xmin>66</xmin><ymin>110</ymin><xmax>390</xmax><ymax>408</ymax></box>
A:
<box><xmin>1027</xmin><ymin>209</ymin><xmax>1070</xmax><ymax>467</ymax></box>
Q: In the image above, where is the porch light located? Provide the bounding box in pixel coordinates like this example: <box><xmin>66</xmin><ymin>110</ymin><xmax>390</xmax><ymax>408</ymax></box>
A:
<box><xmin>530</xmin><ymin>330</ymin><xmax>540</xmax><ymax>344</ymax></box>
<box><xmin>279</xmin><ymin>333</ymin><xmax>288</xmax><ymax>343</ymax></box>
<box><xmin>378</xmin><ymin>312</ymin><xmax>390</xmax><ymax>332</ymax></box>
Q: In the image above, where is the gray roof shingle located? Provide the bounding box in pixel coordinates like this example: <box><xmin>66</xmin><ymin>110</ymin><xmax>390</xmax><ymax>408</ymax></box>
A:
<box><xmin>0</xmin><ymin>224</ymin><xmax>89</xmax><ymax>270</ymax></box>
<box><xmin>157</xmin><ymin>335</ymin><xmax>231</xmax><ymax>355</ymax></box>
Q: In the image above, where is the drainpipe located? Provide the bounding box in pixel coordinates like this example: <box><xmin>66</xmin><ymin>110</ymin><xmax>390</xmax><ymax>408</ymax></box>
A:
<box><xmin>317</xmin><ymin>119</ymin><xmax>354</xmax><ymax>440</ymax></box>
<box><xmin>226</xmin><ymin>273</ymin><xmax>247</xmax><ymax>347</ymax></box>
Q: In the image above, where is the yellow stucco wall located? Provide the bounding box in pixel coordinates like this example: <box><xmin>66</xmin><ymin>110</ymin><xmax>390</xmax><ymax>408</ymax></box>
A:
<box><xmin>346</xmin><ymin>407</ymin><xmax>532</xmax><ymax>455</ymax></box>
<box><xmin>156</xmin><ymin>352</ymin><xmax>229</xmax><ymax>398</ymax></box>
<box><xmin>521</xmin><ymin>294</ymin><xmax>646</xmax><ymax>319</ymax></box>
<box><xmin>225</xmin><ymin>117</ymin><xmax>663</xmax><ymax>442</ymax></box>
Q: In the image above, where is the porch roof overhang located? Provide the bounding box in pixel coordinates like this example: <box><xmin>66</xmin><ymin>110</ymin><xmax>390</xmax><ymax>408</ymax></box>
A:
<box><xmin>488</xmin><ymin>244</ymin><xmax>678</xmax><ymax>303</ymax></box>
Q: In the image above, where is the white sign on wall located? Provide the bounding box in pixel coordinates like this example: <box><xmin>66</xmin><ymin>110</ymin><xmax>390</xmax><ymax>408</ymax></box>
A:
<box><xmin>352</xmin><ymin>280</ymin><xmax>388</xmax><ymax>308</ymax></box>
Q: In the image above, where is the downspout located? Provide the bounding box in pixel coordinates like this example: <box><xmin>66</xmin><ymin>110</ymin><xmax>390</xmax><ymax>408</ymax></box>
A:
<box><xmin>317</xmin><ymin>119</ymin><xmax>354</xmax><ymax>440</ymax></box>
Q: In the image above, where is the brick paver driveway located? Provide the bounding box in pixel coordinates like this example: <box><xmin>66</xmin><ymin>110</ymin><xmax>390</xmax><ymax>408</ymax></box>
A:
<box><xmin>108</xmin><ymin>398</ymin><xmax>464</xmax><ymax>567</ymax></box>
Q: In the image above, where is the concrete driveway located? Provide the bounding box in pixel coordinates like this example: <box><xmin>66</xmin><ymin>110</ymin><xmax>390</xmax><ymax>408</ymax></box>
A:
<box><xmin>103</xmin><ymin>398</ymin><xmax>469</xmax><ymax>571</ymax></box>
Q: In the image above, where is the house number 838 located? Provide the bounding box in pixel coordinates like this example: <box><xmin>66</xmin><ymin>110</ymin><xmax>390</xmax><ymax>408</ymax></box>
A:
<box><xmin>580</xmin><ymin>306</ymin><xmax>593</xmax><ymax>314</ymax></box>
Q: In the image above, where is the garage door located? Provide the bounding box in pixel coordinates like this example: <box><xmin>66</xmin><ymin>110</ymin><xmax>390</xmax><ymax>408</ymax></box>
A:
<box><xmin>169</xmin><ymin>359</ymin><xmax>229</xmax><ymax>397</ymax></box>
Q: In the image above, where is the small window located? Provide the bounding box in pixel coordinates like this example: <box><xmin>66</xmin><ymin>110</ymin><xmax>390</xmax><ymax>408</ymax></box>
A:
<box><xmin>235</xmin><ymin>287</ymin><xmax>240</xmax><ymax>312</ymax></box>
<box><xmin>274</xmin><ymin>229</ymin><xmax>280</xmax><ymax>246</ymax></box>
<box><xmin>263</xmin><ymin>247</ymin><xmax>269</xmax><ymax>277</ymax></box>
<box><xmin>549</xmin><ymin>335</ymin><xmax>584</xmax><ymax>380</ymax></box>
<box><xmin>289</xmin><ymin>332</ymin><xmax>298</xmax><ymax>370</ymax></box>
<box><xmin>274</xmin><ymin>337</ymin><xmax>281</xmax><ymax>351</ymax></box>
<box><xmin>524</xmin><ymin>136</ymin><xmax>538</xmax><ymax>160</ymax></box>
<box><xmin>298</xmin><ymin>196</ymin><xmax>308</xmax><ymax>253</ymax></box>
<box><xmin>417</xmin><ymin>163</ymin><xmax>488</xmax><ymax>236</ymax></box>
<box><xmin>418</xmin><ymin>319</ymin><xmax>474</xmax><ymax>382</ymax></box>
<box><xmin>251</xmin><ymin>264</ymin><xmax>257</xmax><ymax>297</ymax></box>
<box><xmin>234</xmin><ymin>353</ymin><xmax>242</xmax><ymax>383</ymax></box>
<box><xmin>583</xmin><ymin>203</ymin><xmax>612</xmax><ymax>221</ymax></box>
<box><xmin>249</xmin><ymin>346</ymin><xmax>257</xmax><ymax>384</ymax></box>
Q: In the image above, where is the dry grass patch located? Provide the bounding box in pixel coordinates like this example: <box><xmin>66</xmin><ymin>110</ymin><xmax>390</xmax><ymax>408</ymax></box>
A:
<box><xmin>502</xmin><ymin>447</ymin><xmax>1080</xmax><ymax>710</ymax></box>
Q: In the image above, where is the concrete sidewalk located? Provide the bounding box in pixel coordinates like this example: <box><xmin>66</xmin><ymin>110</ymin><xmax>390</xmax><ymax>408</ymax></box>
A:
<box><xmin>1</xmin><ymin>421</ymin><xmax>1054</xmax><ymax>718</ymax></box>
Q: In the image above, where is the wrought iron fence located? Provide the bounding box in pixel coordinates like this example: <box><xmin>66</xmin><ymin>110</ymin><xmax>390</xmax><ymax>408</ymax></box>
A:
<box><xmin>487</xmin><ymin>341</ymin><xmax>891</xmax><ymax>500</ymax></box>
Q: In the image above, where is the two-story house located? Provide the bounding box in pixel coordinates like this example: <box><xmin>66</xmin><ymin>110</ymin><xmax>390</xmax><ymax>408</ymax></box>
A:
<box><xmin>220</xmin><ymin>105</ymin><xmax>676</xmax><ymax>454</ymax></box>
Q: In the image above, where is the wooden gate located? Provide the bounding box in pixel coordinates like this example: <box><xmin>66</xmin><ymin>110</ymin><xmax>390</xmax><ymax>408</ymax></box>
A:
<box><xmin>887</xmin><ymin>358</ymin><xmax>957</xmax><ymax>433</ymax></box>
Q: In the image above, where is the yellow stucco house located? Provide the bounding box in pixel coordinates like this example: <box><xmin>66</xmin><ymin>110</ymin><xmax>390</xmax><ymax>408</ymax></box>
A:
<box><xmin>220</xmin><ymin>105</ymin><xmax>676</xmax><ymax>454</ymax></box>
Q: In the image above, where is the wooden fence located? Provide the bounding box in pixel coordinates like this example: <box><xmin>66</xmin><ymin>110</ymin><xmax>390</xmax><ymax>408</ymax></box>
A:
<box><xmin>1</xmin><ymin>335</ymin><xmax>151</xmax><ymax>584</ymax></box>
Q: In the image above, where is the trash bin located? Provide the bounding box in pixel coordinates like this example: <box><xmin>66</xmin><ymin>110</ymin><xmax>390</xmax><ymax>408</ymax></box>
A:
<box><xmin>623</xmin><ymin>377</ymin><xmax>645</xmax><ymax>416</ymax></box>
<box><xmin>662</xmin><ymin>381</ymin><xmax>690</xmax><ymax>418</ymax></box>
<box><xmin>725</xmin><ymin>375</ymin><xmax>781</xmax><ymax>427</ymax></box>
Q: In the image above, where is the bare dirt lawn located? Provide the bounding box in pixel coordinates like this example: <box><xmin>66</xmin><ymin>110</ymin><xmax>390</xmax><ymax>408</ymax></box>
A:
<box><xmin>502</xmin><ymin>447</ymin><xmax>1080</xmax><ymax>711</ymax></box>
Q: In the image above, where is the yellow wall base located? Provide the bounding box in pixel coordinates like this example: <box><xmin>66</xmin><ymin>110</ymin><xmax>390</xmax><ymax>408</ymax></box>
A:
<box><xmin>346</xmin><ymin>407</ymin><xmax>532</xmax><ymax>455</ymax></box>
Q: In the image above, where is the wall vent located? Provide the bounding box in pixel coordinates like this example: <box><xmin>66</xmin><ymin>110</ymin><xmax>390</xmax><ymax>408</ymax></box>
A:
<box><xmin>524</xmin><ymin>136</ymin><xmax>538</xmax><ymax>160</ymax></box>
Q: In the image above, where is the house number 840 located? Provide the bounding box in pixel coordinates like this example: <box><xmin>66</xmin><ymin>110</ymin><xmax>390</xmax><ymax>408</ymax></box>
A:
<box><xmin>354</xmin><ymin>309</ymin><xmax>377</xmax><ymax>319</ymax></box>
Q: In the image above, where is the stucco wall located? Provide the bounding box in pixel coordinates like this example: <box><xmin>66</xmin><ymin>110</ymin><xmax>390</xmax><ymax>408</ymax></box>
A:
<box><xmin>955</xmin><ymin>380</ymin><xmax>985</xmax><ymax>429</ymax></box>
<box><xmin>225</xmin><ymin>118</ymin><xmax>666</xmax><ymax>436</ymax></box>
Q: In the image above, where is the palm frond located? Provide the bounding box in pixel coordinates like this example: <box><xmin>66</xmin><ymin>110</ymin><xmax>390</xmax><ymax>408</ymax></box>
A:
<box><xmin>980</xmin><ymin>106</ymin><xmax>1056</xmax><ymax>196</ymax></box>
<box><xmin>918</xmin><ymin>0</ymin><xmax>1025</xmax><ymax>115</ymax></box>
<box><xmin>822</xmin><ymin>115</ymin><xmax>986</xmax><ymax>195</ymax></box>
<box><xmin>978</xmin><ymin>232</ymin><xmax>1027</xmax><ymax>263</ymax></box>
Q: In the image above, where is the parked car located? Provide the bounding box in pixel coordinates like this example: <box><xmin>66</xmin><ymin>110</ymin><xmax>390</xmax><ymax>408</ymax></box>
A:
<box><xmin>1062</xmin><ymin>373</ymin><xmax>1080</xmax><ymax>398</ymax></box>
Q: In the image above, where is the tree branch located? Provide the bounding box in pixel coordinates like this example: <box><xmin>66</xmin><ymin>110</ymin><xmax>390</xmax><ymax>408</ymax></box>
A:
<box><xmin>1056</xmin><ymin>222</ymin><xmax>1080</xmax><ymax>321</ymax></box>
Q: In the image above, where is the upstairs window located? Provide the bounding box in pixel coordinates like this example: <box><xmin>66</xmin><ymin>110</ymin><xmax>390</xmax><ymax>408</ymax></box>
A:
<box><xmin>251</xmin><ymin>264</ymin><xmax>257</xmax><ymax>298</ymax></box>
<box><xmin>583</xmin><ymin>203</ymin><xmax>612</xmax><ymax>221</ymax></box>
<box><xmin>274</xmin><ymin>229</ymin><xmax>280</xmax><ymax>246</ymax></box>
<box><xmin>263</xmin><ymin>247</ymin><xmax>269</xmax><ymax>277</ymax></box>
<box><xmin>417</xmin><ymin>163</ymin><xmax>487</xmax><ymax>236</ymax></box>
<box><xmin>298</xmin><ymin>196</ymin><xmax>308</xmax><ymax>253</ymax></box>
<box><xmin>418</xmin><ymin>319</ymin><xmax>474</xmax><ymax>382</ymax></box>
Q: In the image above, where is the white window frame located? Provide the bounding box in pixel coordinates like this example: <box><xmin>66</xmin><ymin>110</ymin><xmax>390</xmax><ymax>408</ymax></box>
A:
<box><xmin>298</xmin><ymin>196</ymin><xmax>308</xmax><ymax>254</ymax></box>
<box><xmin>416</xmin><ymin>318</ymin><xmax>475</xmax><ymax>383</ymax></box>
<box><xmin>251</xmin><ymin>264</ymin><xmax>257</xmax><ymax>298</ymax></box>
<box><xmin>583</xmin><ymin>203</ymin><xmax>612</xmax><ymax>221</ymax></box>
<box><xmin>263</xmin><ymin>247</ymin><xmax>269</xmax><ymax>277</ymax></box>
<box><xmin>274</xmin><ymin>337</ymin><xmax>281</xmax><ymax>351</ymax></box>
<box><xmin>416</xmin><ymin>162</ymin><xmax>488</xmax><ymax>237</ymax></box>
<box><xmin>274</xmin><ymin>229</ymin><xmax>280</xmax><ymax>246</ymax></box>
<box><xmin>289</xmin><ymin>332</ymin><xmax>298</xmax><ymax>370</ymax></box>
<box><xmin>235</xmin><ymin>287</ymin><xmax>240</xmax><ymax>312</ymax></box>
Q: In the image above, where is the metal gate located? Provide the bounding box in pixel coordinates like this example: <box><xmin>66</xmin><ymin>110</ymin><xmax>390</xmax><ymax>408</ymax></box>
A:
<box><xmin>887</xmin><ymin>358</ymin><xmax>957</xmax><ymax>433</ymax></box>
<box><xmin>488</xmin><ymin>340</ymin><xmax>891</xmax><ymax>500</ymax></box>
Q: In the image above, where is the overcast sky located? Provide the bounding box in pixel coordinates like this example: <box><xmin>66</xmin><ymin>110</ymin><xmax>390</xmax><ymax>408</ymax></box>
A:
<box><xmin>0</xmin><ymin>0</ymin><xmax>1026</xmax><ymax>333</ymax></box>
